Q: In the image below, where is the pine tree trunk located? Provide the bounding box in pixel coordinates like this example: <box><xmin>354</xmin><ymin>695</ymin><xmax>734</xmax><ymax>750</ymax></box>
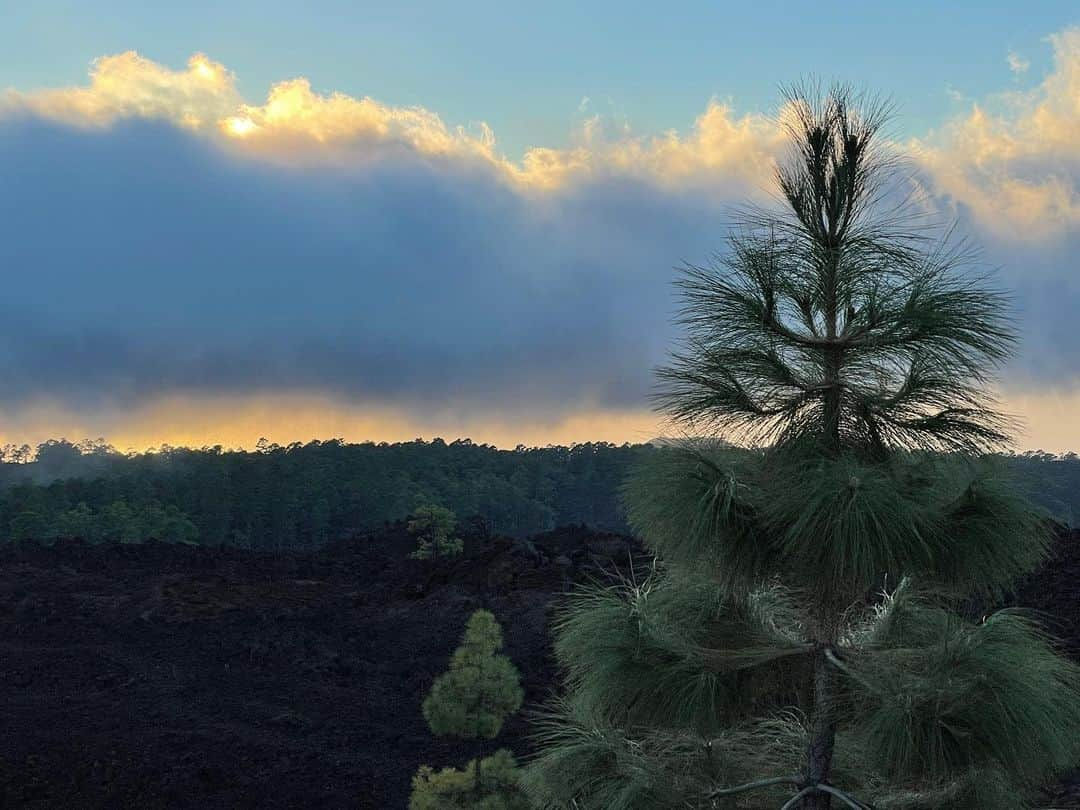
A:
<box><xmin>803</xmin><ymin>646</ymin><xmax>837</xmax><ymax>809</ymax></box>
<box><xmin>822</xmin><ymin>348</ymin><xmax>842</xmax><ymax>452</ymax></box>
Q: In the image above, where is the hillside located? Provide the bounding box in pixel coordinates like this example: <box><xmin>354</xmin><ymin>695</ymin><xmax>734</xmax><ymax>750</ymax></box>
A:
<box><xmin>0</xmin><ymin>524</ymin><xmax>639</xmax><ymax>808</ymax></box>
<box><xmin>2</xmin><ymin>440</ymin><xmax>1078</xmax><ymax>552</ymax></box>
<box><xmin>1</xmin><ymin>524</ymin><xmax>1078</xmax><ymax>808</ymax></box>
<box><xmin>0</xmin><ymin>440</ymin><xmax>652</xmax><ymax>548</ymax></box>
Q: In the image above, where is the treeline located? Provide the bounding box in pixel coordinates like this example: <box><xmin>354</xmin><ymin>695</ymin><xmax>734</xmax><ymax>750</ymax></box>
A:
<box><xmin>0</xmin><ymin>439</ymin><xmax>1077</xmax><ymax>549</ymax></box>
<box><xmin>0</xmin><ymin>438</ymin><xmax>655</xmax><ymax>549</ymax></box>
<box><xmin>1003</xmin><ymin>450</ymin><xmax>1080</xmax><ymax>526</ymax></box>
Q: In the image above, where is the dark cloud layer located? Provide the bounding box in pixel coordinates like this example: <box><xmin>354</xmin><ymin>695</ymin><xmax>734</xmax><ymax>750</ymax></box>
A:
<box><xmin>930</xmin><ymin>177</ymin><xmax>1080</xmax><ymax>390</ymax></box>
<box><xmin>0</xmin><ymin>114</ymin><xmax>1075</xmax><ymax>428</ymax></box>
<box><xmin>0</xmin><ymin>117</ymin><xmax>738</xmax><ymax>418</ymax></box>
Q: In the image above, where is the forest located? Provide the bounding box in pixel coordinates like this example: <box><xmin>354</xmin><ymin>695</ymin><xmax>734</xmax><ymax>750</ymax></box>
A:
<box><xmin>0</xmin><ymin>438</ymin><xmax>653</xmax><ymax>548</ymax></box>
<box><xmin>0</xmin><ymin>438</ymin><xmax>1076</xmax><ymax>551</ymax></box>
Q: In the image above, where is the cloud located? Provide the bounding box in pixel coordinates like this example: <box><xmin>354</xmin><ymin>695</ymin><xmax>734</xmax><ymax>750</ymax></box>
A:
<box><xmin>1007</xmin><ymin>50</ymin><xmax>1030</xmax><ymax>75</ymax></box>
<box><xmin>915</xmin><ymin>28</ymin><xmax>1080</xmax><ymax>240</ymax></box>
<box><xmin>908</xmin><ymin>28</ymin><xmax>1080</xmax><ymax>397</ymax></box>
<box><xmin>945</xmin><ymin>85</ymin><xmax>967</xmax><ymax>103</ymax></box>
<box><xmin>0</xmin><ymin>49</ymin><xmax>779</xmax><ymax>440</ymax></box>
<box><xmin>0</xmin><ymin>36</ymin><xmax>1078</xmax><ymax>449</ymax></box>
<box><xmin>2</xmin><ymin>49</ymin><xmax>783</xmax><ymax>192</ymax></box>
<box><xmin>0</xmin><ymin>115</ymin><xmax>734</xmax><ymax>430</ymax></box>
<box><xmin>2</xmin><ymin>52</ymin><xmax>241</xmax><ymax>130</ymax></box>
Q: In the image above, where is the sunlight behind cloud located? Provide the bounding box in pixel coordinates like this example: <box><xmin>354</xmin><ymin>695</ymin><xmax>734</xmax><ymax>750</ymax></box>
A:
<box><xmin>223</xmin><ymin>115</ymin><xmax>257</xmax><ymax>136</ymax></box>
<box><xmin>223</xmin><ymin>77</ymin><xmax>503</xmax><ymax>165</ymax></box>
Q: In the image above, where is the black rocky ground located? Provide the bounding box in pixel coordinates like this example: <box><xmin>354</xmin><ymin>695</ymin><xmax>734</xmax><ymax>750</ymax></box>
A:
<box><xmin>0</xmin><ymin>524</ymin><xmax>1077</xmax><ymax>809</ymax></box>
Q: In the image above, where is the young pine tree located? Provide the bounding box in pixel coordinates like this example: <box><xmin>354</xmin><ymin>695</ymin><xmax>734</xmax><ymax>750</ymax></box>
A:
<box><xmin>410</xmin><ymin>749</ymin><xmax>530</xmax><ymax>810</ymax></box>
<box><xmin>409</xmin><ymin>504</ymin><xmax>464</xmax><ymax>559</ymax></box>
<box><xmin>525</xmin><ymin>86</ymin><xmax>1080</xmax><ymax>809</ymax></box>
<box><xmin>412</xmin><ymin>609</ymin><xmax>526</xmax><ymax>808</ymax></box>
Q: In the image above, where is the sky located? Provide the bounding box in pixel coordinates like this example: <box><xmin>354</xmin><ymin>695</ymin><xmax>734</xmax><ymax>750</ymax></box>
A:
<box><xmin>0</xmin><ymin>3</ymin><xmax>1078</xmax><ymax>452</ymax></box>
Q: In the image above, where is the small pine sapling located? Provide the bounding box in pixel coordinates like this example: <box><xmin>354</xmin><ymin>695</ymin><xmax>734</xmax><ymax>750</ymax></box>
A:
<box><xmin>411</xmin><ymin>610</ymin><xmax>526</xmax><ymax>807</ymax></box>
<box><xmin>408</xmin><ymin>504</ymin><xmax>463</xmax><ymax>559</ymax></box>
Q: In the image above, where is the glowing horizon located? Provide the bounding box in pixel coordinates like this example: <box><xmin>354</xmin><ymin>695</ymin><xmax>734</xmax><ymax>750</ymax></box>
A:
<box><xmin>0</xmin><ymin>388</ymin><xmax>1077</xmax><ymax>455</ymax></box>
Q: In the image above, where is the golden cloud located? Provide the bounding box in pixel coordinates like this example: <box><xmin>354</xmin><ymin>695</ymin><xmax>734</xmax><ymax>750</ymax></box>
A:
<box><xmin>915</xmin><ymin>28</ymin><xmax>1080</xmax><ymax>239</ymax></box>
<box><xmin>218</xmin><ymin>76</ymin><xmax>505</xmax><ymax>169</ymax></box>
<box><xmin>3</xmin><ymin>51</ymin><xmax>242</xmax><ymax>130</ymax></box>
<box><xmin>525</xmin><ymin>100</ymin><xmax>783</xmax><ymax>190</ymax></box>
<box><xmin>3</xmin><ymin>32</ymin><xmax>1079</xmax><ymax>225</ymax></box>
<box><xmin>1</xmin><ymin>49</ymin><xmax>781</xmax><ymax>192</ymax></box>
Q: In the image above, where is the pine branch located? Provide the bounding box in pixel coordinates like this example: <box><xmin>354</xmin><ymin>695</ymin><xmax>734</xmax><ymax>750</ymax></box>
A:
<box><xmin>706</xmin><ymin>774</ymin><xmax>799</xmax><ymax>800</ymax></box>
<box><xmin>779</xmin><ymin>786</ymin><xmax>818</xmax><ymax>809</ymax></box>
<box><xmin>817</xmin><ymin>783</ymin><xmax>875</xmax><ymax>809</ymax></box>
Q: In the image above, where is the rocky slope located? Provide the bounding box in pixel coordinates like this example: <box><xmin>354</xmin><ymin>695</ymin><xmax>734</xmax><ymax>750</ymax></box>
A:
<box><xmin>0</xmin><ymin>525</ymin><xmax>1076</xmax><ymax>808</ymax></box>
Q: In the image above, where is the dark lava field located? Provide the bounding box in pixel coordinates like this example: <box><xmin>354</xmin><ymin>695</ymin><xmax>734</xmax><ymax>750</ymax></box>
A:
<box><xmin>0</xmin><ymin>525</ymin><xmax>1077</xmax><ymax>809</ymax></box>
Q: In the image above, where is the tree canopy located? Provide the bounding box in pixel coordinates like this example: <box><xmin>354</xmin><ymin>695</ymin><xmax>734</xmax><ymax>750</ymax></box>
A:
<box><xmin>0</xmin><ymin>439</ymin><xmax>652</xmax><ymax>547</ymax></box>
<box><xmin>1</xmin><ymin>439</ymin><xmax>1077</xmax><ymax>550</ymax></box>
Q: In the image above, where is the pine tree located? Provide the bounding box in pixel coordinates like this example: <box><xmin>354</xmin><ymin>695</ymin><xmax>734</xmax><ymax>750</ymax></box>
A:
<box><xmin>414</xmin><ymin>610</ymin><xmax>525</xmax><ymax>806</ymax></box>
<box><xmin>410</xmin><ymin>749</ymin><xmax>531</xmax><ymax>810</ymax></box>
<box><xmin>525</xmin><ymin>85</ymin><xmax>1080</xmax><ymax>809</ymax></box>
<box><xmin>409</xmin><ymin>504</ymin><xmax>464</xmax><ymax>559</ymax></box>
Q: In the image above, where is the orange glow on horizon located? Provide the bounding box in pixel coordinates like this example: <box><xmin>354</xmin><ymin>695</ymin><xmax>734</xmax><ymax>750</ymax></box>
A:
<box><xmin>0</xmin><ymin>390</ymin><xmax>1076</xmax><ymax>455</ymax></box>
<box><xmin>0</xmin><ymin>395</ymin><xmax>664</xmax><ymax>453</ymax></box>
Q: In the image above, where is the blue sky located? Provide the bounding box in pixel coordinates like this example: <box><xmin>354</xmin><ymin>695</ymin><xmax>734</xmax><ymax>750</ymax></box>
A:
<box><xmin>4</xmin><ymin>1</ymin><xmax>1074</xmax><ymax>157</ymax></box>
<box><xmin>0</xmin><ymin>5</ymin><xmax>1078</xmax><ymax>451</ymax></box>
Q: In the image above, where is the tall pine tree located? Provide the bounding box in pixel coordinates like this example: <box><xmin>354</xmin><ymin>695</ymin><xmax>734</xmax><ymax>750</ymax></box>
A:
<box><xmin>525</xmin><ymin>85</ymin><xmax>1080</xmax><ymax>809</ymax></box>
